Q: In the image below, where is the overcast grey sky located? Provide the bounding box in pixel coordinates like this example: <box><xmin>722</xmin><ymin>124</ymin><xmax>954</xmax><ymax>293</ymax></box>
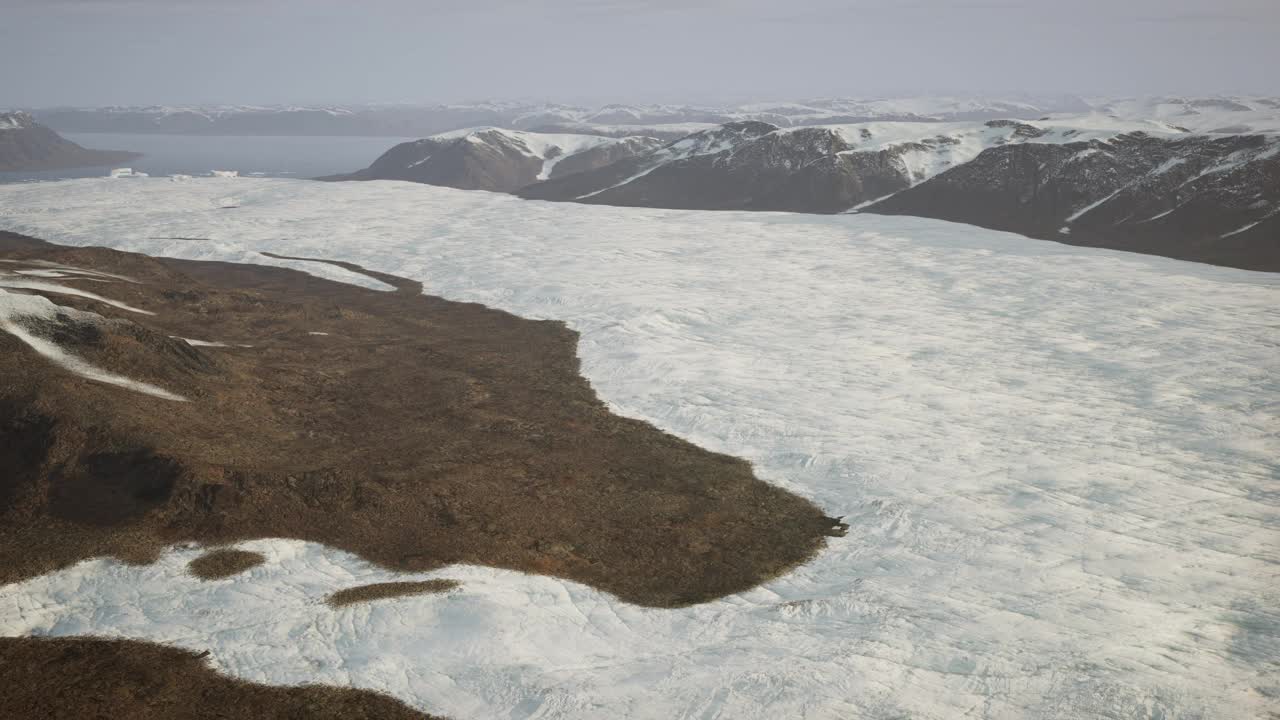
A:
<box><xmin>3</xmin><ymin>0</ymin><xmax>1277</xmax><ymax>107</ymax></box>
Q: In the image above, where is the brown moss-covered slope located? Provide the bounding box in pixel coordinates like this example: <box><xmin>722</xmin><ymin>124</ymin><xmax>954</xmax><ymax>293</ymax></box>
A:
<box><xmin>0</xmin><ymin>636</ymin><xmax>435</xmax><ymax>719</ymax></box>
<box><xmin>0</xmin><ymin>232</ymin><xmax>843</xmax><ymax>608</ymax></box>
<box><xmin>187</xmin><ymin>549</ymin><xmax>266</xmax><ymax>580</ymax></box>
<box><xmin>326</xmin><ymin>580</ymin><xmax>461</xmax><ymax>608</ymax></box>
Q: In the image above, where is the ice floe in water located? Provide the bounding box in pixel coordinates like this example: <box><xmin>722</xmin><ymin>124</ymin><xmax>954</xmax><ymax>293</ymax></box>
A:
<box><xmin>0</xmin><ymin>178</ymin><xmax>1277</xmax><ymax>719</ymax></box>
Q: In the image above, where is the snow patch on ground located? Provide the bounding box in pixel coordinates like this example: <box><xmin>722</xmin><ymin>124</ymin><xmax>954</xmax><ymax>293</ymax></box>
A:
<box><xmin>0</xmin><ymin>288</ymin><xmax>185</xmax><ymax>401</ymax></box>
<box><xmin>1066</xmin><ymin>187</ymin><xmax>1126</xmax><ymax>222</ymax></box>
<box><xmin>1150</xmin><ymin>157</ymin><xmax>1188</xmax><ymax>176</ymax></box>
<box><xmin>575</xmin><ymin>127</ymin><xmax>754</xmax><ymax>199</ymax></box>
<box><xmin>1091</xmin><ymin>96</ymin><xmax>1280</xmax><ymax>134</ymax></box>
<box><xmin>0</xmin><ymin>178</ymin><xmax>1276</xmax><ymax>720</ymax></box>
<box><xmin>425</xmin><ymin>127</ymin><xmax>646</xmax><ymax>182</ymax></box>
<box><xmin>0</xmin><ymin>260</ymin><xmax>138</xmax><ymax>284</ymax></box>
<box><xmin>0</xmin><ymin>112</ymin><xmax>34</xmax><ymax>131</ymax></box>
<box><xmin>176</xmin><ymin>337</ymin><xmax>227</xmax><ymax>347</ymax></box>
<box><xmin>1220</xmin><ymin>209</ymin><xmax>1277</xmax><ymax>238</ymax></box>
<box><xmin>0</xmin><ymin>276</ymin><xmax>153</xmax><ymax>315</ymax></box>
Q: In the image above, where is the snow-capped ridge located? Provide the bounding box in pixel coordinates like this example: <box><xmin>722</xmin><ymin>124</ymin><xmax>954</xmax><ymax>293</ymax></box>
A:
<box><xmin>0</xmin><ymin>112</ymin><xmax>36</xmax><ymax>131</ymax></box>
<box><xmin>325</xmin><ymin>127</ymin><xmax>665</xmax><ymax>192</ymax></box>
<box><xmin>27</xmin><ymin>94</ymin><xmax>1167</xmax><ymax>138</ymax></box>
<box><xmin>0</xmin><ymin>266</ymin><xmax>184</xmax><ymax>401</ymax></box>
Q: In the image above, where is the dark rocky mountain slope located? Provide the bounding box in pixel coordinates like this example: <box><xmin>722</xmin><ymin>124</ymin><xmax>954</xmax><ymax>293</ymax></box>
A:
<box><xmin>0</xmin><ymin>112</ymin><xmax>139</xmax><ymax>172</ymax></box>
<box><xmin>521</xmin><ymin>121</ymin><xmax>964</xmax><ymax>213</ymax></box>
<box><xmin>864</xmin><ymin>130</ymin><xmax>1280</xmax><ymax>270</ymax></box>
<box><xmin>520</xmin><ymin>118</ymin><xmax>1278</xmax><ymax>271</ymax></box>
<box><xmin>321</xmin><ymin>128</ymin><xmax>663</xmax><ymax>192</ymax></box>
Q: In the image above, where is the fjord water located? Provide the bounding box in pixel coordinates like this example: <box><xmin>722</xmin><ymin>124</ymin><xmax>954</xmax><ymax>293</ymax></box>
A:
<box><xmin>0</xmin><ymin>133</ymin><xmax>410</xmax><ymax>183</ymax></box>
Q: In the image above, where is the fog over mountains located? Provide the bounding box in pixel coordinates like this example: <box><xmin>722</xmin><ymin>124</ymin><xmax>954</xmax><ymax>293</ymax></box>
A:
<box><xmin>27</xmin><ymin>96</ymin><xmax>1094</xmax><ymax>137</ymax></box>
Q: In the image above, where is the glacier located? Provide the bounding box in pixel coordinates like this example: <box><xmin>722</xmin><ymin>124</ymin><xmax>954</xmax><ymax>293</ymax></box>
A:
<box><xmin>0</xmin><ymin>178</ymin><xmax>1276</xmax><ymax>719</ymax></box>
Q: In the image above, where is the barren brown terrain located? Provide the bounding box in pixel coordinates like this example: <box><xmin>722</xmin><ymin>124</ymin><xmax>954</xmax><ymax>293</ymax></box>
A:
<box><xmin>327</xmin><ymin>579</ymin><xmax>461</xmax><ymax>607</ymax></box>
<box><xmin>187</xmin><ymin>548</ymin><xmax>267</xmax><ymax>579</ymax></box>
<box><xmin>0</xmin><ymin>636</ymin><xmax>435</xmax><ymax>719</ymax></box>
<box><xmin>0</xmin><ymin>230</ymin><xmax>845</xmax><ymax>716</ymax></box>
<box><xmin>0</xmin><ymin>231</ymin><xmax>842</xmax><ymax>605</ymax></box>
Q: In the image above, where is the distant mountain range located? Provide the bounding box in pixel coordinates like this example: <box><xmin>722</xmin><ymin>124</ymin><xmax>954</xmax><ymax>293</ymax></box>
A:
<box><xmin>0</xmin><ymin>112</ymin><xmax>139</xmax><ymax>172</ymax></box>
<box><xmin>10</xmin><ymin>95</ymin><xmax>1277</xmax><ymax>270</ymax></box>
<box><xmin>329</xmin><ymin>97</ymin><xmax>1280</xmax><ymax>271</ymax></box>
<box><xmin>27</xmin><ymin>96</ymin><xmax>1095</xmax><ymax>137</ymax></box>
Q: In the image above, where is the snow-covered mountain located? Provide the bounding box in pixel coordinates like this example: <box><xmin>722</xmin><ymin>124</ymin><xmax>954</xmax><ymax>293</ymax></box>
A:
<box><xmin>323</xmin><ymin>128</ymin><xmax>664</xmax><ymax>192</ymax></box>
<box><xmin>520</xmin><ymin>122</ymin><xmax>720</xmax><ymax>142</ymax></box>
<box><xmin>516</xmin><ymin>115</ymin><xmax>1278</xmax><ymax>270</ymax></box>
<box><xmin>0</xmin><ymin>111</ymin><xmax>140</xmax><ymax>172</ymax></box>
<box><xmin>519</xmin><ymin>120</ymin><xmax>878</xmax><ymax>212</ymax></box>
<box><xmin>520</xmin><ymin>118</ymin><xmax>1176</xmax><ymax>210</ymax></box>
<box><xmin>1086</xmin><ymin>96</ymin><xmax>1280</xmax><ymax>134</ymax></box>
<box><xmin>732</xmin><ymin>95</ymin><xmax>1089</xmax><ymax>125</ymax></box>
<box><xmin>867</xmin><ymin>128</ymin><xmax>1280</xmax><ymax>269</ymax></box>
<box><xmin>28</xmin><ymin>95</ymin><xmax>1098</xmax><ymax>137</ymax></box>
<box><xmin>25</xmin><ymin>95</ymin><xmax>1278</xmax><ymax>269</ymax></box>
<box><xmin>0</xmin><ymin>113</ymin><xmax>34</xmax><ymax>131</ymax></box>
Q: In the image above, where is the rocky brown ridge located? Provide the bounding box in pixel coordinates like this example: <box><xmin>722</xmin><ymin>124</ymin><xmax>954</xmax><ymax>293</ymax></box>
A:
<box><xmin>0</xmin><ymin>636</ymin><xmax>435</xmax><ymax>719</ymax></box>
<box><xmin>0</xmin><ymin>231</ymin><xmax>842</xmax><ymax>607</ymax></box>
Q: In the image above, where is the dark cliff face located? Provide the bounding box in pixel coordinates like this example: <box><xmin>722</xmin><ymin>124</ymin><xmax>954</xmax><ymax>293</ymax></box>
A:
<box><xmin>0</xmin><ymin>112</ymin><xmax>140</xmax><ymax>172</ymax></box>
<box><xmin>520</xmin><ymin>123</ymin><xmax>918</xmax><ymax>213</ymax></box>
<box><xmin>333</xmin><ymin>131</ymin><xmax>546</xmax><ymax>192</ymax></box>
<box><xmin>518</xmin><ymin>122</ymin><xmax>775</xmax><ymax>206</ymax></box>
<box><xmin>322</xmin><ymin>130</ymin><xmax>663</xmax><ymax>193</ymax></box>
<box><xmin>865</xmin><ymin>131</ymin><xmax>1280</xmax><ymax>271</ymax></box>
<box><xmin>546</xmin><ymin>137</ymin><xmax>664</xmax><ymax>179</ymax></box>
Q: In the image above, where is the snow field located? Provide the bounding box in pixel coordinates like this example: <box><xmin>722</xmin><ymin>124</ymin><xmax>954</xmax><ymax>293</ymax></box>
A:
<box><xmin>0</xmin><ymin>178</ymin><xmax>1276</xmax><ymax>719</ymax></box>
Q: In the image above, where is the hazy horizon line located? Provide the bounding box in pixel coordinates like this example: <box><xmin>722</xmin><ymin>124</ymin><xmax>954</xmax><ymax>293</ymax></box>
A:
<box><xmin>10</xmin><ymin>89</ymin><xmax>1277</xmax><ymax>112</ymax></box>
